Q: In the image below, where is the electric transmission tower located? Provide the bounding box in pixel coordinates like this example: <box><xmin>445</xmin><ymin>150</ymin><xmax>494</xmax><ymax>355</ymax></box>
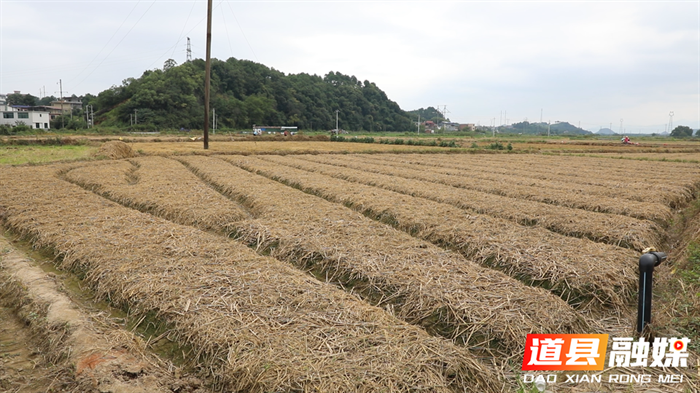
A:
<box><xmin>187</xmin><ymin>37</ymin><xmax>192</xmax><ymax>62</ymax></box>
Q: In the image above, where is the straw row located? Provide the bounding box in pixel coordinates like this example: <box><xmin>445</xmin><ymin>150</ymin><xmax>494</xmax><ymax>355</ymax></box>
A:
<box><xmin>399</xmin><ymin>152</ymin><xmax>700</xmax><ymax>188</ymax></box>
<box><xmin>458</xmin><ymin>154</ymin><xmax>700</xmax><ymax>191</ymax></box>
<box><xmin>325</xmin><ymin>153</ymin><xmax>674</xmax><ymax>220</ymax></box>
<box><xmin>300</xmin><ymin>154</ymin><xmax>672</xmax><ymax>221</ymax></box>
<box><xmin>428</xmin><ymin>153</ymin><xmax>700</xmax><ymax>193</ymax></box>
<box><xmin>177</xmin><ymin>155</ymin><xmax>587</xmax><ymax>355</ymax></box>
<box><xmin>363</xmin><ymin>154</ymin><xmax>693</xmax><ymax>207</ymax></box>
<box><xmin>263</xmin><ymin>155</ymin><xmax>660</xmax><ymax>251</ymax></box>
<box><xmin>63</xmin><ymin>156</ymin><xmax>250</xmax><ymax>233</ymax></box>
<box><xmin>231</xmin><ymin>155</ymin><xmax>639</xmax><ymax>310</ymax></box>
<box><xmin>0</xmin><ymin>165</ymin><xmax>499</xmax><ymax>392</ymax></box>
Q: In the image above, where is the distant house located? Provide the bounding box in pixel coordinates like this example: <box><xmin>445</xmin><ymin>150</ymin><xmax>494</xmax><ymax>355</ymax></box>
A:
<box><xmin>51</xmin><ymin>96</ymin><xmax>83</xmax><ymax>112</ymax></box>
<box><xmin>1</xmin><ymin>97</ymin><xmax>51</xmax><ymax>129</ymax></box>
<box><xmin>439</xmin><ymin>122</ymin><xmax>460</xmax><ymax>132</ymax></box>
<box><xmin>33</xmin><ymin>105</ymin><xmax>64</xmax><ymax>119</ymax></box>
<box><xmin>459</xmin><ymin>123</ymin><xmax>475</xmax><ymax>131</ymax></box>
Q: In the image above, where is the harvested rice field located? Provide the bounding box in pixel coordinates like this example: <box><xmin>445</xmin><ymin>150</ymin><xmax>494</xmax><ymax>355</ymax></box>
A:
<box><xmin>586</xmin><ymin>152</ymin><xmax>700</xmax><ymax>163</ymax></box>
<box><xmin>1</xmin><ymin>147</ymin><xmax>699</xmax><ymax>392</ymax></box>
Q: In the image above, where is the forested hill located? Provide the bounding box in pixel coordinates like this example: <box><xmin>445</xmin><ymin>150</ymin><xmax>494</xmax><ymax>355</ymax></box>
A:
<box><xmin>405</xmin><ymin>107</ymin><xmax>447</xmax><ymax>123</ymax></box>
<box><xmin>91</xmin><ymin>57</ymin><xmax>415</xmax><ymax>131</ymax></box>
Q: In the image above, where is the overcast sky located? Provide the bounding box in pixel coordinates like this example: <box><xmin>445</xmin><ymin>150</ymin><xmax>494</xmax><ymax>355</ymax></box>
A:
<box><xmin>1</xmin><ymin>0</ymin><xmax>698</xmax><ymax>133</ymax></box>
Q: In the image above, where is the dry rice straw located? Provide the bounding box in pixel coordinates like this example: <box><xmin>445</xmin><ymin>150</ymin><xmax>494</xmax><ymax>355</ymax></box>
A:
<box><xmin>0</xmin><ymin>165</ymin><xmax>498</xmax><ymax>392</ymax></box>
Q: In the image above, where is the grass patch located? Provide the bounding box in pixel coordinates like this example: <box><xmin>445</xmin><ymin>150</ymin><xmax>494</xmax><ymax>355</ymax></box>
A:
<box><xmin>0</xmin><ymin>145</ymin><xmax>97</xmax><ymax>165</ymax></box>
<box><xmin>671</xmin><ymin>243</ymin><xmax>700</xmax><ymax>351</ymax></box>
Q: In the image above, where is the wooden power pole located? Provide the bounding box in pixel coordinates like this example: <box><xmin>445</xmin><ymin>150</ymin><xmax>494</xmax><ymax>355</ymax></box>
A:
<box><xmin>203</xmin><ymin>0</ymin><xmax>212</xmax><ymax>149</ymax></box>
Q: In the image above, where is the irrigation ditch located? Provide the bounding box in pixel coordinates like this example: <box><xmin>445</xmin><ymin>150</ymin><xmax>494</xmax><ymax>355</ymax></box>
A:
<box><xmin>0</xmin><ymin>233</ymin><xmax>209</xmax><ymax>393</ymax></box>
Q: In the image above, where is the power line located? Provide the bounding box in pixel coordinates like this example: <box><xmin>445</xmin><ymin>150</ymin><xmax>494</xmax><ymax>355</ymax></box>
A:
<box><xmin>226</xmin><ymin>1</ymin><xmax>258</xmax><ymax>62</ymax></box>
<box><xmin>72</xmin><ymin>0</ymin><xmax>158</xmax><ymax>90</ymax></box>
<box><xmin>219</xmin><ymin>0</ymin><xmax>236</xmax><ymax>59</ymax></box>
<box><xmin>171</xmin><ymin>0</ymin><xmax>198</xmax><ymax>59</ymax></box>
<box><xmin>71</xmin><ymin>0</ymin><xmax>142</xmax><ymax>86</ymax></box>
<box><xmin>148</xmin><ymin>2</ymin><xmax>223</xmax><ymax>69</ymax></box>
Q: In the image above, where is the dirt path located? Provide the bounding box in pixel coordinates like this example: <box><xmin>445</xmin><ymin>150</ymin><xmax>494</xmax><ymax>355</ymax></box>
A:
<box><xmin>0</xmin><ymin>234</ymin><xmax>208</xmax><ymax>393</ymax></box>
<box><xmin>0</xmin><ymin>304</ymin><xmax>45</xmax><ymax>392</ymax></box>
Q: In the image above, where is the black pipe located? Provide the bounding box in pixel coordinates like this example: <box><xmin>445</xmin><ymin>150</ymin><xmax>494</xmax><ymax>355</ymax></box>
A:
<box><xmin>637</xmin><ymin>251</ymin><xmax>667</xmax><ymax>333</ymax></box>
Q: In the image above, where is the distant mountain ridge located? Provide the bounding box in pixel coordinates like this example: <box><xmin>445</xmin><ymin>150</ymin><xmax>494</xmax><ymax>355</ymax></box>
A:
<box><xmin>596</xmin><ymin>128</ymin><xmax>617</xmax><ymax>135</ymax></box>
<box><xmin>509</xmin><ymin>121</ymin><xmax>592</xmax><ymax>135</ymax></box>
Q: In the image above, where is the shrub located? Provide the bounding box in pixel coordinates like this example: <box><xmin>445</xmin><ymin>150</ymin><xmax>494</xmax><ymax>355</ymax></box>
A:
<box><xmin>488</xmin><ymin>141</ymin><xmax>505</xmax><ymax>150</ymax></box>
<box><xmin>0</xmin><ymin>124</ymin><xmax>16</xmax><ymax>135</ymax></box>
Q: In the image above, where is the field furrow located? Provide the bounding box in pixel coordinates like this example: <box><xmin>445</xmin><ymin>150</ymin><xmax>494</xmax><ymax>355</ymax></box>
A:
<box><xmin>0</xmin><ymin>165</ymin><xmax>499</xmax><ymax>393</ymax></box>
<box><xmin>63</xmin><ymin>156</ymin><xmax>250</xmax><ymax>233</ymax></box>
<box><xmin>363</xmin><ymin>154</ymin><xmax>692</xmax><ymax>207</ymax></box>
<box><xmin>230</xmin><ymin>155</ymin><xmax>638</xmax><ymax>310</ymax></box>
<box><xmin>300</xmin><ymin>154</ymin><xmax>671</xmax><ymax>221</ymax></box>
<box><xmin>462</xmin><ymin>155</ymin><xmax>700</xmax><ymax>190</ymax></box>
<box><xmin>261</xmin><ymin>155</ymin><xmax>659</xmax><ymax>251</ymax></box>
<box><xmin>177</xmin><ymin>155</ymin><xmax>587</xmax><ymax>355</ymax></box>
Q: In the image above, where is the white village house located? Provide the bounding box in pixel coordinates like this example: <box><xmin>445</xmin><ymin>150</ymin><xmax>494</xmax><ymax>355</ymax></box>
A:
<box><xmin>0</xmin><ymin>93</ymin><xmax>52</xmax><ymax>130</ymax></box>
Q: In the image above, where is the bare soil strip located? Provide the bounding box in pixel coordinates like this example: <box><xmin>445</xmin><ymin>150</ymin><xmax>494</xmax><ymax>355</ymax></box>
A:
<box><xmin>0</xmin><ymin>235</ymin><xmax>199</xmax><ymax>393</ymax></box>
<box><xmin>229</xmin><ymin>155</ymin><xmax>639</xmax><ymax>311</ymax></box>
<box><xmin>300</xmin><ymin>155</ymin><xmax>671</xmax><ymax>221</ymax></box>
<box><xmin>177</xmin><ymin>155</ymin><xmax>587</xmax><ymax>355</ymax></box>
<box><xmin>0</xmin><ymin>165</ymin><xmax>497</xmax><ymax>392</ymax></box>
<box><xmin>364</xmin><ymin>154</ymin><xmax>693</xmax><ymax>207</ymax></box>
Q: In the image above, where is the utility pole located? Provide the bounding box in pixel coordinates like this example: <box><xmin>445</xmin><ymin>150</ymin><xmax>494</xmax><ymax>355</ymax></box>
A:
<box><xmin>59</xmin><ymin>79</ymin><xmax>64</xmax><ymax>129</ymax></box>
<box><xmin>134</xmin><ymin>109</ymin><xmax>138</xmax><ymax>125</ymax></box>
<box><xmin>336</xmin><ymin>111</ymin><xmax>340</xmax><ymax>133</ymax></box>
<box><xmin>212</xmin><ymin>108</ymin><xmax>216</xmax><ymax>134</ymax></box>
<box><xmin>417</xmin><ymin>114</ymin><xmax>420</xmax><ymax>134</ymax></box>
<box><xmin>203</xmin><ymin>0</ymin><xmax>213</xmax><ymax>149</ymax></box>
<box><xmin>548</xmin><ymin>120</ymin><xmax>551</xmax><ymax>137</ymax></box>
<box><xmin>620</xmin><ymin>119</ymin><xmax>623</xmax><ymax>134</ymax></box>
<box><xmin>86</xmin><ymin>105</ymin><xmax>93</xmax><ymax>128</ymax></box>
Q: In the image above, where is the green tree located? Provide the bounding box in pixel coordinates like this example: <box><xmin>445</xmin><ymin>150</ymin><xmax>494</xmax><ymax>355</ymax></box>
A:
<box><xmin>37</xmin><ymin>95</ymin><xmax>57</xmax><ymax>106</ymax></box>
<box><xmin>406</xmin><ymin>107</ymin><xmax>446</xmax><ymax>123</ymax></box>
<box><xmin>6</xmin><ymin>93</ymin><xmax>37</xmax><ymax>106</ymax></box>
<box><xmin>670</xmin><ymin>125</ymin><xmax>693</xmax><ymax>137</ymax></box>
<box><xmin>163</xmin><ymin>58</ymin><xmax>177</xmax><ymax>71</ymax></box>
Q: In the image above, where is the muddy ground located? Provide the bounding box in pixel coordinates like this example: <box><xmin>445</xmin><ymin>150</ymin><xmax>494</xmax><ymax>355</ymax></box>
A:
<box><xmin>0</xmin><ymin>235</ymin><xmax>209</xmax><ymax>393</ymax></box>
